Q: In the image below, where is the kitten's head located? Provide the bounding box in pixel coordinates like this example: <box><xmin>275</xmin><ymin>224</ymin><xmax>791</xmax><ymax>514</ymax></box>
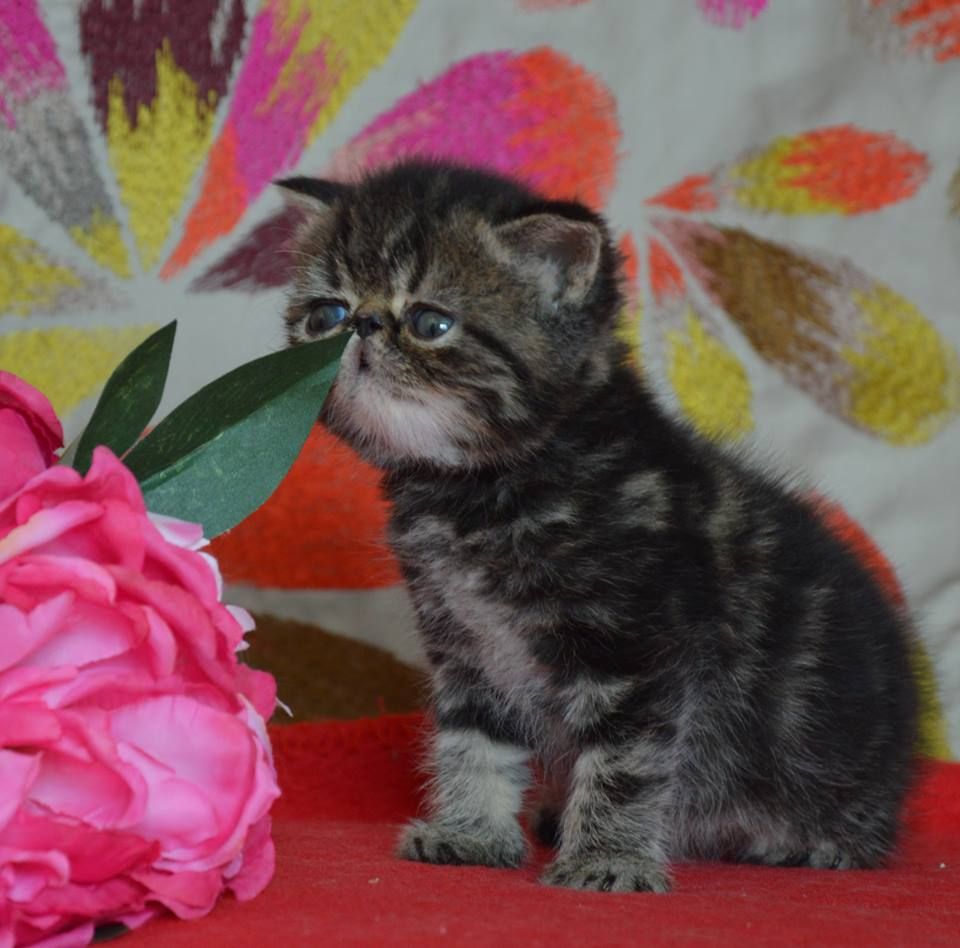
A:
<box><xmin>280</xmin><ymin>161</ymin><xmax>624</xmax><ymax>470</ymax></box>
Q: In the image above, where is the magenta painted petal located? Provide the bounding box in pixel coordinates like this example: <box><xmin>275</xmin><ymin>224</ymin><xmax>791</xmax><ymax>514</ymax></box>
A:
<box><xmin>196</xmin><ymin>47</ymin><xmax>621</xmax><ymax>291</ymax></box>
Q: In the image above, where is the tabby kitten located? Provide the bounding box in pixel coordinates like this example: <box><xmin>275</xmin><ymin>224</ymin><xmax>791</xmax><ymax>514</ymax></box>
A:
<box><xmin>279</xmin><ymin>161</ymin><xmax>918</xmax><ymax>894</ymax></box>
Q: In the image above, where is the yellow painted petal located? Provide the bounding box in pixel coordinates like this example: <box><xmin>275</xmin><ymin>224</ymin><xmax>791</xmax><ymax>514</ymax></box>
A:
<box><xmin>912</xmin><ymin>638</ymin><xmax>952</xmax><ymax>760</ymax></box>
<box><xmin>845</xmin><ymin>287</ymin><xmax>960</xmax><ymax>446</ymax></box>
<box><xmin>106</xmin><ymin>41</ymin><xmax>218</xmax><ymax>270</ymax></box>
<box><xmin>657</xmin><ymin>218</ymin><xmax>960</xmax><ymax>445</ymax></box>
<box><xmin>724</xmin><ymin>126</ymin><xmax>928</xmax><ymax>216</ymax></box>
<box><xmin>0</xmin><ymin>226</ymin><xmax>114</xmax><ymax>317</ymax></box>
<box><xmin>666</xmin><ymin>307</ymin><xmax>754</xmax><ymax>442</ymax></box>
<box><xmin>0</xmin><ymin>325</ymin><xmax>157</xmax><ymax>417</ymax></box>
<box><xmin>69</xmin><ymin>210</ymin><xmax>131</xmax><ymax>278</ymax></box>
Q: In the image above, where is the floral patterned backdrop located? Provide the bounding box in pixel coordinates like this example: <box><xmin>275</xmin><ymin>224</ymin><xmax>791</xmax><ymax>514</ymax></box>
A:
<box><xmin>2</xmin><ymin>0</ymin><xmax>959</xmax><ymax>752</ymax></box>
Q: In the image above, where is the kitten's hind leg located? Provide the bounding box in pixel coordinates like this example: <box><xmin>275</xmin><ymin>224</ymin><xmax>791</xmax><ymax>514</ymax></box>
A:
<box><xmin>742</xmin><ymin>838</ymin><xmax>861</xmax><ymax>869</ymax></box>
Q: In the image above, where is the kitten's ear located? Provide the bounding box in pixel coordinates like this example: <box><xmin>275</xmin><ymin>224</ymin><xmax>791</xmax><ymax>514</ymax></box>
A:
<box><xmin>275</xmin><ymin>176</ymin><xmax>351</xmax><ymax>213</ymax></box>
<box><xmin>493</xmin><ymin>213</ymin><xmax>603</xmax><ymax>306</ymax></box>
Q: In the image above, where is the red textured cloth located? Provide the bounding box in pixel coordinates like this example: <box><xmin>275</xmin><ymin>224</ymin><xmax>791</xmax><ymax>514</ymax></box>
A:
<box><xmin>126</xmin><ymin>714</ymin><xmax>960</xmax><ymax>947</ymax></box>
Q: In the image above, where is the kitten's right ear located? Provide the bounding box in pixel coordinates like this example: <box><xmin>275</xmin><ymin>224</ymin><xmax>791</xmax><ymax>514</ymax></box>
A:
<box><xmin>275</xmin><ymin>176</ymin><xmax>351</xmax><ymax>213</ymax></box>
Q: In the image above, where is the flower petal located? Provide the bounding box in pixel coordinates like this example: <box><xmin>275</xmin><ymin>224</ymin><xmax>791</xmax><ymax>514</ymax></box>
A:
<box><xmin>0</xmin><ymin>326</ymin><xmax>158</xmax><ymax>419</ymax></box>
<box><xmin>649</xmin><ymin>126</ymin><xmax>929</xmax><ymax>216</ymax></box>
<box><xmin>209</xmin><ymin>425</ymin><xmax>400</xmax><ymax>589</ymax></box>
<box><xmin>614</xmin><ymin>234</ymin><xmax>643</xmax><ymax>370</ymax></box>
<box><xmin>78</xmin><ymin>0</ymin><xmax>247</xmax><ymax>270</ymax></box>
<box><xmin>647</xmin><ymin>239</ymin><xmax>753</xmax><ymax>441</ymax></box>
<box><xmin>0</xmin><ymin>227</ymin><xmax>119</xmax><ymax>318</ymax></box>
<box><xmin>194</xmin><ymin>46</ymin><xmax>621</xmax><ymax>291</ymax></box>
<box><xmin>162</xmin><ymin>0</ymin><xmax>418</xmax><ymax>277</ymax></box>
<box><xmin>697</xmin><ymin>0</ymin><xmax>769</xmax><ymax>28</ymax></box>
<box><xmin>849</xmin><ymin>0</ymin><xmax>960</xmax><ymax>63</ymax></box>
<box><xmin>656</xmin><ymin>217</ymin><xmax>960</xmax><ymax>444</ymax></box>
<box><xmin>0</xmin><ymin>3</ymin><xmax>129</xmax><ymax>276</ymax></box>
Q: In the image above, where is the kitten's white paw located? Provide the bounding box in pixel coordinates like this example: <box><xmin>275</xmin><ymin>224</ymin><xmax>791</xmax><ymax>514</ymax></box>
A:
<box><xmin>541</xmin><ymin>853</ymin><xmax>671</xmax><ymax>893</ymax></box>
<box><xmin>397</xmin><ymin>819</ymin><xmax>526</xmax><ymax>868</ymax></box>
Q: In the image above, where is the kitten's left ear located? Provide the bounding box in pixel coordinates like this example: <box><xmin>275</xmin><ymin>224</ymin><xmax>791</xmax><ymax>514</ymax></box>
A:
<box><xmin>275</xmin><ymin>176</ymin><xmax>352</xmax><ymax>213</ymax></box>
<box><xmin>493</xmin><ymin>213</ymin><xmax>603</xmax><ymax>306</ymax></box>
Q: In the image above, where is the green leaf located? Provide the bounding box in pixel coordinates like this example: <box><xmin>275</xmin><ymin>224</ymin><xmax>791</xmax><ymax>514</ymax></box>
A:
<box><xmin>124</xmin><ymin>334</ymin><xmax>349</xmax><ymax>538</ymax></box>
<box><xmin>72</xmin><ymin>321</ymin><xmax>177</xmax><ymax>474</ymax></box>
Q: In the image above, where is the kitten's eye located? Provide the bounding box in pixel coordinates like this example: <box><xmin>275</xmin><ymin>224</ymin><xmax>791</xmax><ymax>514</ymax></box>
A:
<box><xmin>409</xmin><ymin>308</ymin><xmax>455</xmax><ymax>340</ymax></box>
<box><xmin>306</xmin><ymin>301</ymin><xmax>349</xmax><ymax>335</ymax></box>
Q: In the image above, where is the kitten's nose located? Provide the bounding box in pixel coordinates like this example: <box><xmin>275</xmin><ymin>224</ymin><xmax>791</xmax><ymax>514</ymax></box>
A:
<box><xmin>355</xmin><ymin>313</ymin><xmax>384</xmax><ymax>339</ymax></box>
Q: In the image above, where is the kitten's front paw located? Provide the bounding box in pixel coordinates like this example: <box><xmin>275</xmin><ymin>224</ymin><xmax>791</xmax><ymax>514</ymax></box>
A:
<box><xmin>541</xmin><ymin>853</ymin><xmax>671</xmax><ymax>893</ymax></box>
<box><xmin>397</xmin><ymin>820</ymin><xmax>526</xmax><ymax>869</ymax></box>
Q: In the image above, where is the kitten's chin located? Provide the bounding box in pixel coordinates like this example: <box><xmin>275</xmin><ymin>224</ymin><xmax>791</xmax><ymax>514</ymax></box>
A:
<box><xmin>324</xmin><ymin>364</ymin><xmax>474</xmax><ymax>470</ymax></box>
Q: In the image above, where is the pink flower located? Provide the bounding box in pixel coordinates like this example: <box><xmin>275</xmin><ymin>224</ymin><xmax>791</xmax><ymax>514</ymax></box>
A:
<box><xmin>0</xmin><ymin>438</ymin><xmax>280</xmax><ymax>946</ymax></box>
<box><xmin>0</xmin><ymin>373</ymin><xmax>63</xmax><ymax>501</ymax></box>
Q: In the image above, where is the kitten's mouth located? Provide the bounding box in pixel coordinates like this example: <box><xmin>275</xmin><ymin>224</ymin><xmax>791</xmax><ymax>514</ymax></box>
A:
<box><xmin>358</xmin><ymin>346</ymin><xmax>370</xmax><ymax>372</ymax></box>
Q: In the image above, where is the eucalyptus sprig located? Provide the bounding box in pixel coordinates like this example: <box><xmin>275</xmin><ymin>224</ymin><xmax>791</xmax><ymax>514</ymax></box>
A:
<box><xmin>66</xmin><ymin>321</ymin><xmax>347</xmax><ymax>538</ymax></box>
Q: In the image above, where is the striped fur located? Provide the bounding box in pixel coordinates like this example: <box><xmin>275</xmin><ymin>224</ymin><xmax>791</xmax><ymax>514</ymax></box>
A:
<box><xmin>282</xmin><ymin>161</ymin><xmax>918</xmax><ymax>893</ymax></box>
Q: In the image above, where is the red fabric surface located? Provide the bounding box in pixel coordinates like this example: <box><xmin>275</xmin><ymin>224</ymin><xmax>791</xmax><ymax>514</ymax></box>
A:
<box><xmin>124</xmin><ymin>714</ymin><xmax>960</xmax><ymax>947</ymax></box>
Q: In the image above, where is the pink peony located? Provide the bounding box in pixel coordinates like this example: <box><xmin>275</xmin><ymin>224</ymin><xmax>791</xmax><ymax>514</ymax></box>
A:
<box><xmin>0</xmin><ymin>383</ymin><xmax>280</xmax><ymax>948</ymax></box>
<box><xmin>0</xmin><ymin>373</ymin><xmax>63</xmax><ymax>502</ymax></box>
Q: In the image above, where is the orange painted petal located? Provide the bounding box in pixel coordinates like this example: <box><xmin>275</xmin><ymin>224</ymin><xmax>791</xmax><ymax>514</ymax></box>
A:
<box><xmin>723</xmin><ymin>125</ymin><xmax>929</xmax><ymax>215</ymax></box>
<box><xmin>646</xmin><ymin>174</ymin><xmax>719</xmax><ymax>212</ymax></box>
<box><xmin>647</xmin><ymin>238</ymin><xmax>687</xmax><ymax>306</ymax></box>
<box><xmin>656</xmin><ymin>217</ymin><xmax>960</xmax><ymax>445</ymax></box>
<box><xmin>160</xmin><ymin>122</ymin><xmax>245</xmax><ymax>278</ymax></box>
<box><xmin>855</xmin><ymin>0</ymin><xmax>960</xmax><ymax>62</ymax></box>
<box><xmin>209</xmin><ymin>426</ymin><xmax>401</xmax><ymax>590</ymax></box>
